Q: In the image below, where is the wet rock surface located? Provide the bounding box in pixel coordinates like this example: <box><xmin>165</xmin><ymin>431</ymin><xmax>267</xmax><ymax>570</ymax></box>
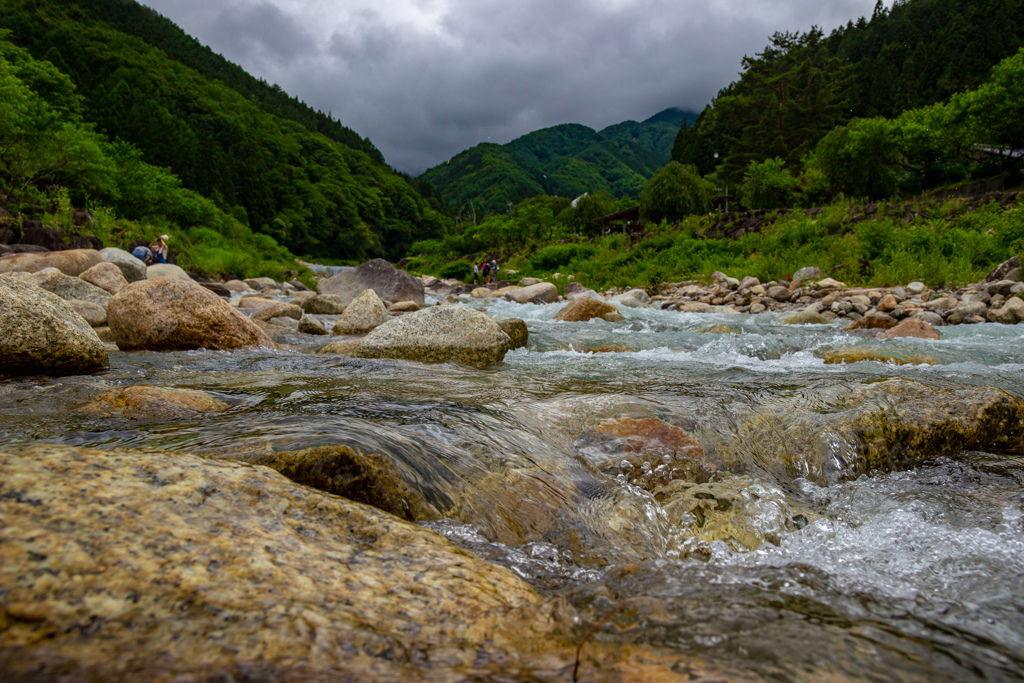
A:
<box><xmin>0</xmin><ymin>444</ymin><xmax>559</xmax><ymax>682</ymax></box>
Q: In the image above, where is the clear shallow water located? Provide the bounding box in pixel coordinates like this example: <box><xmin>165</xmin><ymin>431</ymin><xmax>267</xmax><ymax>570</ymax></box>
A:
<box><xmin>3</xmin><ymin>297</ymin><xmax>1024</xmax><ymax>680</ymax></box>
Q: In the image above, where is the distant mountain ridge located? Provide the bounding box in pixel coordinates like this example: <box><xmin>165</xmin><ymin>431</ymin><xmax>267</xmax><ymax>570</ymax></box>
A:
<box><xmin>419</xmin><ymin>107</ymin><xmax>697</xmax><ymax>214</ymax></box>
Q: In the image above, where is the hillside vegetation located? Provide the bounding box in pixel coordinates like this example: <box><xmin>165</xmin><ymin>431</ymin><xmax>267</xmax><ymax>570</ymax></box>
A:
<box><xmin>0</xmin><ymin>0</ymin><xmax>447</xmax><ymax>262</ymax></box>
<box><xmin>419</xmin><ymin>109</ymin><xmax>695</xmax><ymax>215</ymax></box>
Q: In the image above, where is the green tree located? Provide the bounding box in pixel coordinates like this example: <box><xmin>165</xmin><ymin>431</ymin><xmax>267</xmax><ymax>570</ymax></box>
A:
<box><xmin>639</xmin><ymin>162</ymin><xmax>712</xmax><ymax>224</ymax></box>
<box><xmin>740</xmin><ymin>157</ymin><xmax>797</xmax><ymax>209</ymax></box>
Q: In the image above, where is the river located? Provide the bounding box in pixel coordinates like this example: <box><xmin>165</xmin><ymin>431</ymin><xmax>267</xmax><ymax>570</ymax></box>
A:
<box><xmin>2</xmin><ymin>294</ymin><xmax>1023</xmax><ymax>680</ymax></box>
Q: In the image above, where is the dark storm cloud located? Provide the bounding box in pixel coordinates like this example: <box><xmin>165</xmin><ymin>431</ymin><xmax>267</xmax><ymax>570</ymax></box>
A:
<box><xmin>140</xmin><ymin>0</ymin><xmax>881</xmax><ymax>174</ymax></box>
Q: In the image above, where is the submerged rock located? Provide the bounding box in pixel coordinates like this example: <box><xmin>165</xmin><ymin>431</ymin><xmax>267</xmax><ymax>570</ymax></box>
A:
<box><xmin>76</xmin><ymin>385</ymin><xmax>229</xmax><ymax>420</ymax></box>
<box><xmin>0</xmin><ymin>276</ymin><xmax>108</xmax><ymax>376</ymax></box>
<box><xmin>781</xmin><ymin>308</ymin><xmax>829</xmax><ymax>325</ymax></box>
<box><xmin>0</xmin><ymin>444</ymin><xmax>552</xmax><ymax>681</ymax></box>
<box><xmin>589</xmin><ymin>417</ymin><xmax>712</xmax><ymax>491</ymax></box>
<box><xmin>241</xmin><ymin>445</ymin><xmax>439</xmax><ymax>522</ymax></box>
<box><xmin>820</xmin><ymin>347</ymin><xmax>937</xmax><ymax>366</ymax></box>
<box><xmin>350</xmin><ymin>306</ymin><xmax>511</xmax><ymax>366</ymax></box>
<box><xmin>107</xmin><ymin>278</ymin><xmax>274</xmax><ymax>351</ymax></box>
<box><xmin>710</xmin><ymin>379</ymin><xmax>1024</xmax><ymax>484</ymax></box>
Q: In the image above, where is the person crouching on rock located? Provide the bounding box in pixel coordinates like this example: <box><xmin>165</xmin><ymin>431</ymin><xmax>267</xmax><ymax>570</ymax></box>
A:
<box><xmin>150</xmin><ymin>234</ymin><xmax>169</xmax><ymax>264</ymax></box>
<box><xmin>132</xmin><ymin>244</ymin><xmax>154</xmax><ymax>265</ymax></box>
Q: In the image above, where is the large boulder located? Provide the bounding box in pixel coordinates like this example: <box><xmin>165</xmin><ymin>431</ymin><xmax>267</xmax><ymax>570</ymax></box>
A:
<box><xmin>99</xmin><ymin>247</ymin><xmax>147</xmax><ymax>283</ymax></box>
<box><xmin>553</xmin><ymin>297</ymin><xmax>625</xmax><ymax>323</ymax></box>
<box><xmin>504</xmin><ymin>282</ymin><xmax>558</xmax><ymax>304</ymax></box>
<box><xmin>26</xmin><ymin>269</ymin><xmax>113</xmax><ymax>308</ymax></box>
<box><xmin>317</xmin><ymin>258</ymin><xmax>425</xmax><ymax>307</ymax></box>
<box><xmin>350</xmin><ymin>306</ymin><xmax>511</xmax><ymax>366</ymax></box>
<box><xmin>107</xmin><ymin>278</ymin><xmax>275</xmax><ymax>351</ymax></box>
<box><xmin>78</xmin><ymin>261</ymin><xmax>128</xmax><ymax>295</ymax></box>
<box><xmin>146</xmin><ymin>263</ymin><xmax>191</xmax><ymax>281</ymax></box>
<box><xmin>0</xmin><ymin>444</ymin><xmax>549</xmax><ymax>682</ymax></box>
<box><xmin>0</xmin><ymin>248</ymin><xmax>101</xmax><ymax>276</ymax></box>
<box><xmin>0</xmin><ymin>276</ymin><xmax>108</xmax><ymax>375</ymax></box>
<box><xmin>333</xmin><ymin>288</ymin><xmax>389</xmax><ymax>335</ymax></box>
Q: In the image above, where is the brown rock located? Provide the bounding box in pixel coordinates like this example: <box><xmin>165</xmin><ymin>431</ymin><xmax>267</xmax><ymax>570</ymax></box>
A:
<box><xmin>553</xmin><ymin>297</ymin><xmax>624</xmax><ymax>322</ymax></box>
<box><xmin>877</xmin><ymin>294</ymin><xmax>899</xmax><ymax>312</ymax></box>
<box><xmin>878</xmin><ymin>318</ymin><xmax>941</xmax><ymax>340</ymax></box>
<box><xmin>79</xmin><ymin>261</ymin><xmax>128</xmax><ymax>295</ymax></box>
<box><xmin>0</xmin><ymin>248</ymin><xmax>102</xmax><ymax>276</ymax></box>
<box><xmin>845</xmin><ymin>312</ymin><xmax>898</xmax><ymax>331</ymax></box>
<box><xmin>76</xmin><ymin>385</ymin><xmax>229</xmax><ymax>420</ymax></box>
<box><xmin>250</xmin><ymin>301</ymin><xmax>303</xmax><ymax>322</ymax></box>
<box><xmin>107</xmin><ymin>278</ymin><xmax>275</xmax><ymax>351</ymax></box>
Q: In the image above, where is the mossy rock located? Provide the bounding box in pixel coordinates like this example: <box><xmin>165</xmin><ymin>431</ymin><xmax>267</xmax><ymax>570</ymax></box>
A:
<box><xmin>244</xmin><ymin>445</ymin><xmax>439</xmax><ymax>522</ymax></box>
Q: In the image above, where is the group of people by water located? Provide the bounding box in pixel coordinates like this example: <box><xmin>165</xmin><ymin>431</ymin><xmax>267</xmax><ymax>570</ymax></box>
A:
<box><xmin>131</xmin><ymin>235</ymin><xmax>170</xmax><ymax>265</ymax></box>
<box><xmin>472</xmin><ymin>259</ymin><xmax>500</xmax><ymax>285</ymax></box>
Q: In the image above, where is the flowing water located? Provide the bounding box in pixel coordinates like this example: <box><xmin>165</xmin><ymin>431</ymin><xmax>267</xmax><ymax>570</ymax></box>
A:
<box><xmin>3</xmin><ymin>296</ymin><xmax>1024</xmax><ymax>680</ymax></box>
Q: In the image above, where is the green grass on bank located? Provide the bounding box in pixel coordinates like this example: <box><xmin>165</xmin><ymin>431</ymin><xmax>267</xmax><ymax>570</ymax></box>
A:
<box><xmin>405</xmin><ymin>197</ymin><xmax>1024</xmax><ymax>292</ymax></box>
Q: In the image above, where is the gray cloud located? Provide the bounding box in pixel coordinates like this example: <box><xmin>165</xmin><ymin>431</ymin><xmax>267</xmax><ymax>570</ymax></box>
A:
<box><xmin>140</xmin><ymin>0</ymin><xmax>882</xmax><ymax>174</ymax></box>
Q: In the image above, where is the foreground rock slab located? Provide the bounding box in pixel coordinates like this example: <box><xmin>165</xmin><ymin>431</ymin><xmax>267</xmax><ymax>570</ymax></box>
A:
<box><xmin>0</xmin><ymin>444</ymin><xmax>555</xmax><ymax>681</ymax></box>
<box><xmin>0</xmin><ymin>277</ymin><xmax>109</xmax><ymax>376</ymax></box>
<box><xmin>107</xmin><ymin>278</ymin><xmax>274</xmax><ymax>351</ymax></box>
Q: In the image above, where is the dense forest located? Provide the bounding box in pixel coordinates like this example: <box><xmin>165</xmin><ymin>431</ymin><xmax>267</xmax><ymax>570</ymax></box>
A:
<box><xmin>419</xmin><ymin>109</ymin><xmax>695</xmax><ymax>215</ymax></box>
<box><xmin>674</xmin><ymin>0</ymin><xmax>1024</xmax><ymax>191</ymax></box>
<box><xmin>0</xmin><ymin>0</ymin><xmax>447</xmax><ymax>261</ymax></box>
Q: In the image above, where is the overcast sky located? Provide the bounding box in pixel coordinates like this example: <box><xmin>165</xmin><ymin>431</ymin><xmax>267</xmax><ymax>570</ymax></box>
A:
<box><xmin>138</xmin><ymin>0</ymin><xmax>882</xmax><ymax>175</ymax></box>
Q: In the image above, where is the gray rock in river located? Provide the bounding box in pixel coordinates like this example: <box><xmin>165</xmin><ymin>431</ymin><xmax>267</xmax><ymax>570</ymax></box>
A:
<box><xmin>317</xmin><ymin>258</ymin><xmax>425</xmax><ymax>307</ymax></box>
<box><xmin>350</xmin><ymin>305</ymin><xmax>511</xmax><ymax>366</ymax></box>
<box><xmin>99</xmin><ymin>246</ymin><xmax>148</xmax><ymax>283</ymax></box>
<box><xmin>26</xmin><ymin>268</ymin><xmax>112</xmax><ymax>308</ymax></box>
<box><xmin>0</xmin><ymin>276</ymin><xmax>108</xmax><ymax>375</ymax></box>
<box><xmin>333</xmin><ymin>288</ymin><xmax>389</xmax><ymax>335</ymax></box>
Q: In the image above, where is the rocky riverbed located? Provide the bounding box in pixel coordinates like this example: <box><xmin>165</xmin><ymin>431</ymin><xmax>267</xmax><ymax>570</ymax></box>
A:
<box><xmin>3</xmin><ymin>250</ymin><xmax>1024</xmax><ymax>680</ymax></box>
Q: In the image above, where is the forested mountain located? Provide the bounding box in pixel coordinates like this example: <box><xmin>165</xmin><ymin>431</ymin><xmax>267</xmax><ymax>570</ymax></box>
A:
<box><xmin>674</xmin><ymin>0</ymin><xmax>1024</xmax><ymax>187</ymax></box>
<box><xmin>419</xmin><ymin>108</ymin><xmax>696</xmax><ymax>215</ymax></box>
<box><xmin>0</xmin><ymin>0</ymin><xmax>446</xmax><ymax>260</ymax></box>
